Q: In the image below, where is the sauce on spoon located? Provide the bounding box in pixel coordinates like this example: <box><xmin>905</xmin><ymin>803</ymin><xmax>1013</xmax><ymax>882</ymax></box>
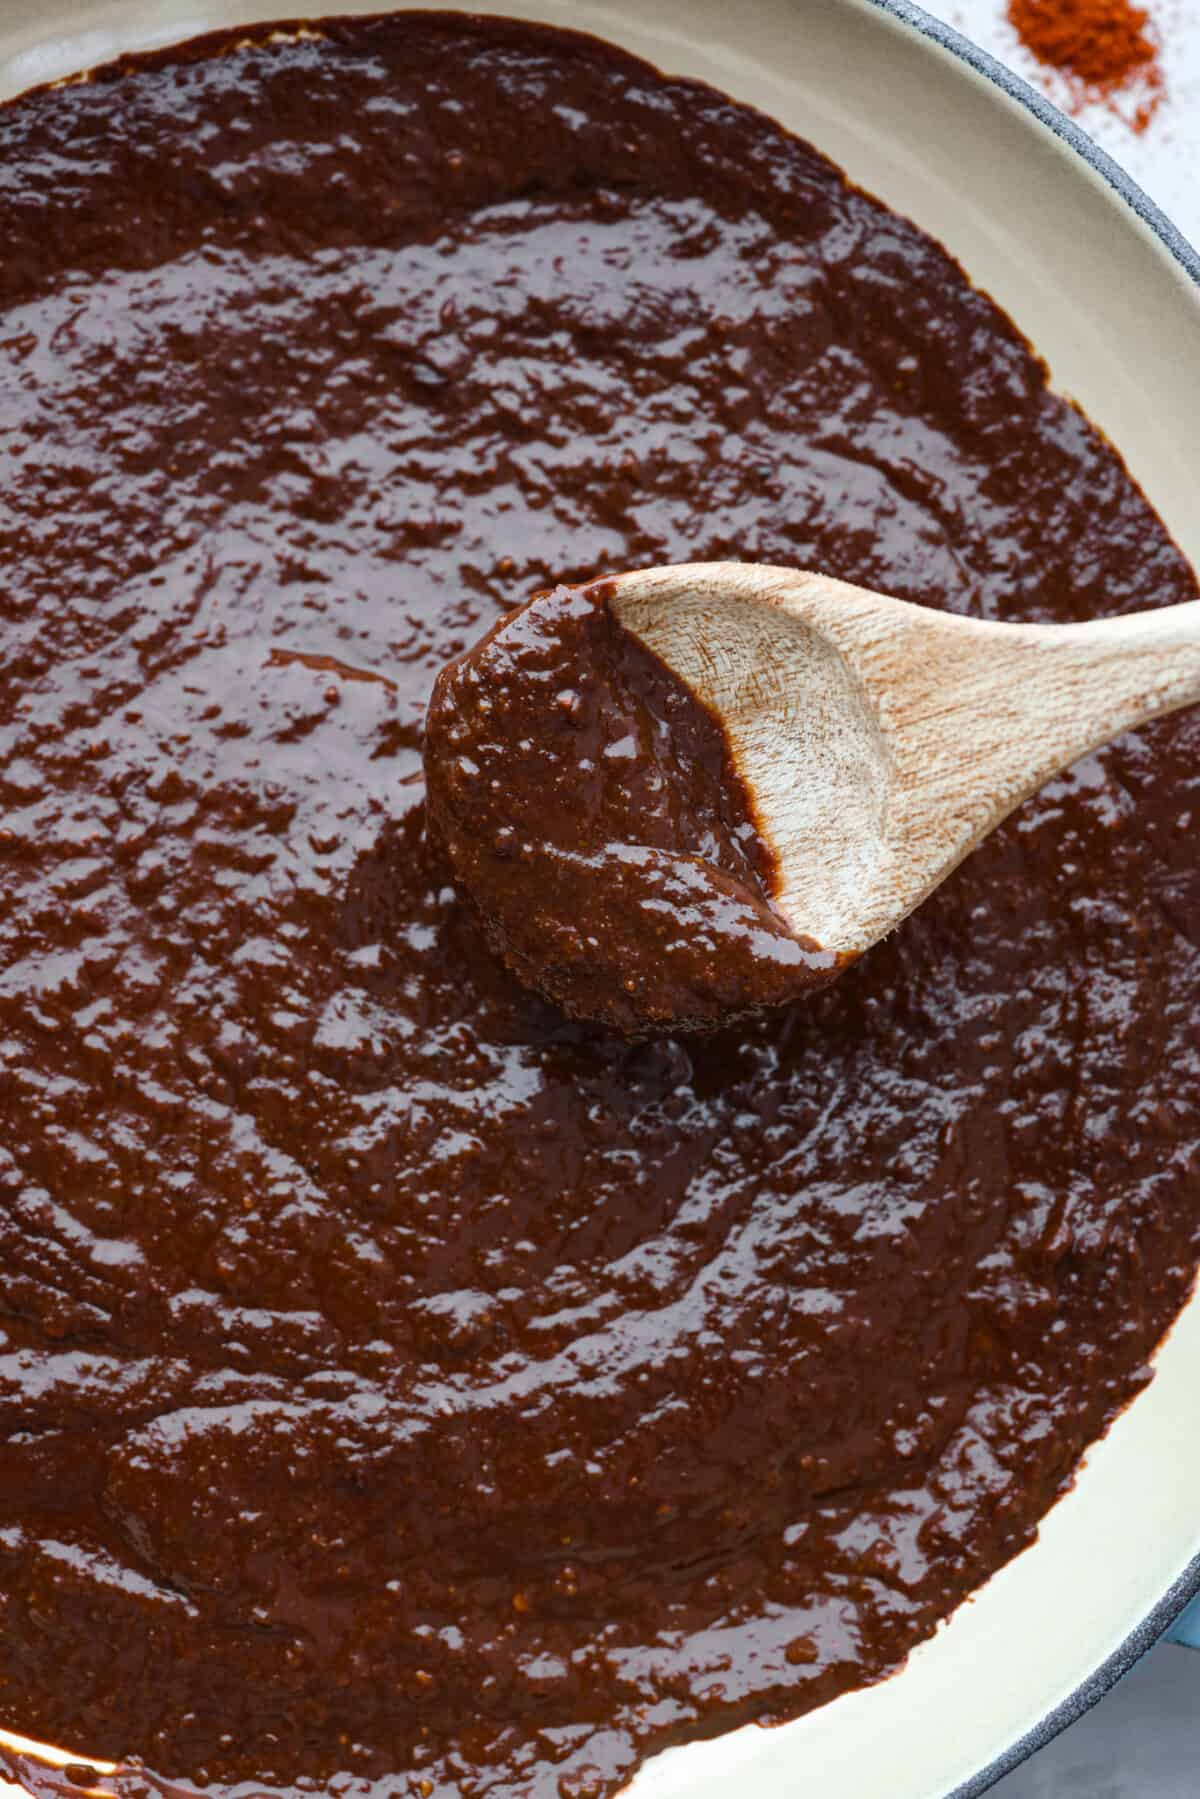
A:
<box><xmin>424</xmin><ymin>580</ymin><xmax>840</xmax><ymax>1033</ymax></box>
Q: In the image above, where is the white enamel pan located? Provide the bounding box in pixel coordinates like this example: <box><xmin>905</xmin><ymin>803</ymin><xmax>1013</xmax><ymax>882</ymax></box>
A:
<box><xmin>0</xmin><ymin>3</ymin><xmax>1198</xmax><ymax>1796</ymax></box>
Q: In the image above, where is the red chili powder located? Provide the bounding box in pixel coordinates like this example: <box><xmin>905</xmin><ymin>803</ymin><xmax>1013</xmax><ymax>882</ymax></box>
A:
<box><xmin>1008</xmin><ymin>0</ymin><xmax>1165</xmax><ymax>129</ymax></box>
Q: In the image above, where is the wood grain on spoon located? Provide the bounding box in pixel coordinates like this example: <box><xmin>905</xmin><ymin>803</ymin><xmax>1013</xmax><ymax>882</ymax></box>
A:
<box><xmin>610</xmin><ymin>562</ymin><xmax>1200</xmax><ymax>960</ymax></box>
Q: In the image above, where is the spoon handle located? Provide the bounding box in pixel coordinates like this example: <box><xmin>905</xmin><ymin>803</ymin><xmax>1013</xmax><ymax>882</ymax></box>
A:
<box><xmin>788</xmin><ymin>585</ymin><xmax>1200</xmax><ymax>945</ymax></box>
<box><xmin>1030</xmin><ymin>599</ymin><xmax>1200</xmax><ymax>750</ymax></box>
<box><xmin>860</xmin><ymin>596</ymin><xmax>1200</xmax><ymax>937</ymax></box>
<box><xmin>975</xmin><ymin>600</ymin><xmax>1200</xmax><ymax>809</ymax></box>
<box><xmin>757</xmin><ymin>574</ymin><xmax>1200</xmax><ymax>799</ymax></box>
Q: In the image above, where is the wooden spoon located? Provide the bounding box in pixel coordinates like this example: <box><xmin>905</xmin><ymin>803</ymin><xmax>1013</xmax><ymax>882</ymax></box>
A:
<box><xmin>608</xmin><ymin>562</ymin><xmax>1200</xmax><ymax>961</ymax></box>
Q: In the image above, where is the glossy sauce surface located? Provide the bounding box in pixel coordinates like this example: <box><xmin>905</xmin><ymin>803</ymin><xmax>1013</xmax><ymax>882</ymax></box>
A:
<box><xmin>424</xmin><ymin>581</ymin><xmax>837</xmax><ymax>1033</ymax></box>
<box><xmin>0</xmin><ymin>16</ymin><xmax>1199</xmax><ymax>1799</ymax></box>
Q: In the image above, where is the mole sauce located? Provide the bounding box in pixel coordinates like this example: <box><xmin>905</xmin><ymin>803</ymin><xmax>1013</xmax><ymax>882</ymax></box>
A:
<box><xmin>424</xmin><ymin>581</ymin><xmax>838</xmax><ymax>1033</ymax></box>
<box><xmin>1</xmin><ymin>15</ymin><xmax>1199</xmax><ymax>1799</ymax></box>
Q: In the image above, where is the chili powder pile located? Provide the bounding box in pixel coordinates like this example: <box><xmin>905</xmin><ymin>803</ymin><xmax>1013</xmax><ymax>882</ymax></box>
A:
<box><xmin>1008</xmin><ymin>0</ymin><xmax>1165</xmax><ymax>129</ymax></box>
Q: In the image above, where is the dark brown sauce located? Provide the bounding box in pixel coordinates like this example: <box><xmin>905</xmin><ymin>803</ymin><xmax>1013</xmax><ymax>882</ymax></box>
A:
<box><xmin>0</xmin><ymin>15</ymin><xmax>1198</xmax><ymax>1799</ymax></box>
<box><xmin>424</xmin><ymin>580</ymin><xmax>838</xmax><ymax>1033</ymax></box>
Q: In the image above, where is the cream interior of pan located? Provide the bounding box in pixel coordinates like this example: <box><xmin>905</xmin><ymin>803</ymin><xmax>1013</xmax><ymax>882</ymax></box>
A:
<box><xmin>0</xmin><ymin>5</ymin><xmax>1198</xmax><ymax>1799</ymax></box>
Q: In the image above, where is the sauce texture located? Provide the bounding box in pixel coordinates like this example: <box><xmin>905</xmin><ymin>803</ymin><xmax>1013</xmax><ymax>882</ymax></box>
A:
<box><xmin>424</xmin><ymin>581</ymin><xmax>837</xmax><ymax>1033</ymax></box>
<box><xmin>0</xmin><ymin>15</ymin><xmax>1199</xmax><ymax>1799</ymax></box>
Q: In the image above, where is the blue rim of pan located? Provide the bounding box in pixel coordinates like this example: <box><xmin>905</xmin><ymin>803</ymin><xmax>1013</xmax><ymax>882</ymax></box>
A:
<box><xmin>854</xmin><ymin>10</ymin><xmax>1200</xmax><ymax>1793</ymax></box>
